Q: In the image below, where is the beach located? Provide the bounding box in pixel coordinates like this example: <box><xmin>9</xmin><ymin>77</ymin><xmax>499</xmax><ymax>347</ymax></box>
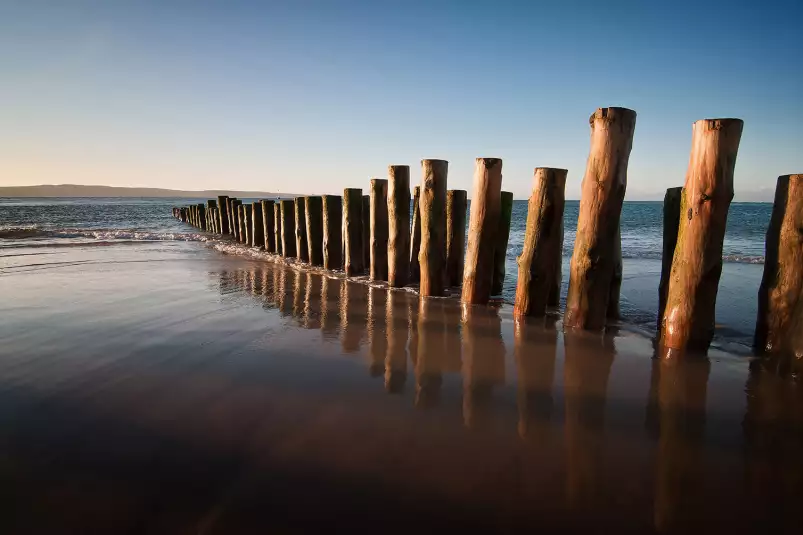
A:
<box><xmin>1</xmin><ymin>213</ymin><xmax>802</xmax><ymax>532</ymax></box>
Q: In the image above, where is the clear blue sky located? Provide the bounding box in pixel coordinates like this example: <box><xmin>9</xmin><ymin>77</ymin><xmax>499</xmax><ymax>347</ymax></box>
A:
<box><xmin>1</xmin><ymin>0</ymin><xmax>800</xmax><ymax>199</ymax></box>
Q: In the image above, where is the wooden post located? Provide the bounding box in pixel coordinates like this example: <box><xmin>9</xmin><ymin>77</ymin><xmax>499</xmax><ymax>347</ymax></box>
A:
<box><xmin>369</xmin><ymin>178</ymin><xmax>389</xmax><ymax>281</ymax></box>
<box><xmin>491</xmin><ymin>191</ymin><xmax>514</xmax><ymax>295</ymax></box>
<box><xmin>462</xmin><ymin>158</ymin><xmax>503</xmax><ymax>304</ymax></box>
<box><xmin>274</xmin><ymin>203</ymin><xmax>282</xmax><ymax>255</ymax></box>
<box><xmin>280</xmin><ymin>200</ymin><xmax>296</xmax><ymax>257</ymax></box>
<box><xmin>261</xmin><ymin>200</ymin><xmax>275</xmax><ymax>252</ymax></box>
<box><xmin>295</xmin><ymin>197</ymin><xmax>309</xmax><ymax>262</ymax></box>
<box><xmin>244</xmin><ymin>204</ymin><xmax>253</xmax><ymax>246</ymax></box>
<box><xmin>361</xmin><ymin>194</ymin><xmax>370</xmax><ymax>271</ymax></box>
<box><xmin>657</xmin><ymin>187</ymin><xmax>683</xmax><ymax>331</ymax></box>
<box><xmin>252</xmin><ymin>201</ymin><xmax>264</xmax><ymax>249</ymax></box>
<box><xmin>387</xmin><ymin>165</ymin><xmax>411</xmax><ymax>288</ymax></box>
<box><xmin>228</xmin><ymin>198</ymin><xmax>236</xmax><ymax>236</ymax></box>
<box><xmin>514</xmin><ymin>168</ymin><xmax>568</xmax><ymax>317</ymax></box>
<box><xmin>343</xmin><ymin>188</ymin><xmax>364</xmax><ymax>276</ymax></box>
<box><xmin>754</xmin><ymin>174</ymin><xmax>803</xmax><ymax>355</ymax></box>
<box><xmin>607</xmin><ymin>225</ymin><xmax>622</xmax><ymax>319</ymax></box>
<box><xmin>207</xmin><ymin>200</ymin><xmax>217</xmax><ymax>232</ymax></box>
<box><xmin>660</xmin><ymin>118</ymin><xmax>743</xmax><ymax>352</ymax></box>
<box><xmin>199</xmin><ymin>204</ymin><xmax>207</xmax><ymax>231</ymax></box>
<box><xmin>419</xmin><ymin>159</ymin><xmax>448</xmax><ymax>297</ymax></box>
<box><xmin>565</xmin><ymin>107</ymin><xmax>637</xmax><ymax>330</ymax></box>
<box><xmin>305</xmin><ymin>196</ymin><xmax>324</xmax><ymax>266</ymax></box>
<box><xmin>445</xmin><ymin>189</ymin><xmax>468</xmax><ymax>288</ymax></box>
<box><xmin>410</xmin><ymin>186</ymin><xmax>422</xmax><ymax>282</ymax></box>
<box><xmin>217</xmin><ymin>196</ymin><xmax>229</xmax><ymax>235</ymax></box>
<box><xmin>230</xmin><ymin>200</ymin><xmax>241</xmax><ymax>241</ymax></box>
<box><xmin>322</xmin><ymin>195</ymin><xmax>343</xmax><ymax>270</ymax></box>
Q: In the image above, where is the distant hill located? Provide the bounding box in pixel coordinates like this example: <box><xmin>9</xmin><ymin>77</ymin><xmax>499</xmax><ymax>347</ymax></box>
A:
<box><xmin>0</xmin><ymin>184</ymin><xmax>298</xmax><ymax>199</ymax></box>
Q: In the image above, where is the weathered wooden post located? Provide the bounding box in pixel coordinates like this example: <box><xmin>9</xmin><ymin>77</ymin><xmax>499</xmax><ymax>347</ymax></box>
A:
<box><xmin>387</xmin><ymin>165</ymin><xmax>411</xmax><ymax>287</ymax></box>
<box><xmin>369</xmin><ymin>178</ymin><xmax>389</xmax><ymax>281</ymax></box>
<box><xmin>565</xmin><ymin>107</ymin><xmax>637</xmax><ymax>330</ymax></box>
<box><xmin>252</xmin><ymin>201</ymin><xmax>264</xmax><ymax>249</ymax></box>
<box><xmin>261</xmin><ymin>200</ymin><xmax>275</xmax><ymax>252</ymax></box>
<box><xmin>280</xmin><ymin>199</ymin><xmax>296</xmax><ymax>257</ymax></box>
<box><xmin>305</xmin><ymin>196</ymin><xmax>323</xmax><ymax>265</ymax></box>
<box><xmin>491</xmin><ymin>191</ymin><xmax>514</xmax><ymax>295</ymax></box>
<box><xmin>446</xmin><ymin>189</ymin><xmax>468</xmax><ymax>287</ymax></box>
<box><xmin>343</xmin><ymin>188</ymin><xmax>364</xmax><ymax>275</ymax></box>
<box><xmin>754</xmin><ymin>174</ymin><xmax>803</xmax><ymax>355</ymax></box>
<box><xmin>206</xmin><ymin>200</ymin><xmax>217</xmax><ymax>231</ymax></box>
<box><xmin>462</xmin><ymin>158</ymin><xmax>503</xmax><ymax>304</ymax></box>
<box><xmin>514</xmin><ymin>167</ymin><xmax>568</xmax><ymax>317</ymax></box>
<box><xmin>661</xmin><ymin>118</ymin><xmax>743</xmax><ymax>352</ymax></box>
<box><xmin>322</xmin><ymin>195</ymin><xmax>343</xmax><ymax>270</ymax></box>
<box><xmin>218</xmin><ymin>195</ymin><xmax>230</xmax><ymax>235</ymax></box>
<box><xmin>410</xmin><ymin>186</ymin><xmax>422</xmax><ymax>282</ymax></box>
<box><xmin>244</xmin><ymin>204</ymin><xmax>253</xmax><ymax>245</ymax></box>
<box><xmin>231</xmin><ymin>200</ymin><xmax>241</xmax><ymax>241</ymax></box>
<box><xmin>273</xmin><ymin>203</ymin><xmax>282</xmax><ymax>255</ymax></box>
<box><xmin>295</xmin><ymin>197</ymin><xmax>309</xmax><ymax>262</ymax></box>
<box><xmin>227</xmin><ymin>198</ymin><xmax>236</xmax><ymax>236</ymax></box>
<box><xmin>419</xmin><ymin>159</ymin><xmax>448</xmax><ymax>297</ymax></box>
<box><xmin>198</xmin><ymin>203</ymin><xmax>206</xmax><ymax>231</ymax></box>
<box><xmin>361</xmin><ymin>194</ymin><xmax>370</xmax><ymax>271</ymax></box>
<box><xmin>238</xmin><ymin>203</ymin><xmax>246</xmax><ymax>243</ymax></box>
<box><xmin>657</xmin><ymin>187</ymin><xmax>683</xmax><ymax>331</ymax></box>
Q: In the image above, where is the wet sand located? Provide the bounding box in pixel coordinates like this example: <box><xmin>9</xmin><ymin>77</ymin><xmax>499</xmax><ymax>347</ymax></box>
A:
<box><xmin>1</xmin><ymin>242</ymin><xmax>801</xmax><ymax>534</ymax></box>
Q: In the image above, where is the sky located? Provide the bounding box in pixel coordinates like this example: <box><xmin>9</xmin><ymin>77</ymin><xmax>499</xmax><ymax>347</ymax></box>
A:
<box><xmin>1</xmin><ymin>0</ymin><xmax>801</xmax><ymax>200</ymax></box>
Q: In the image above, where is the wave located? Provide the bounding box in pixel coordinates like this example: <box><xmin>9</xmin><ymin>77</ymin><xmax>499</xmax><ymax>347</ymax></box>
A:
<box><xmin>0</xmin><ymin>227</ymin><xmax>212</xmax><ymax>243</ymax></box>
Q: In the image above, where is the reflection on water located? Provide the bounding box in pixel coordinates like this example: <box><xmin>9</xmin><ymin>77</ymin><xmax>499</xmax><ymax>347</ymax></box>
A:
<box><xmin>2</xmin><ymin>256</ymin><xmax>803</xmax><ymax>533</ymax></box>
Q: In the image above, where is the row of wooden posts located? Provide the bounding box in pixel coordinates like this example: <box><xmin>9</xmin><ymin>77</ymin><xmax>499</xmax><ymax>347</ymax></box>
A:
<box><xmin>172</xmin><ymin>107</ymin><xmax>802</xmax><ymax>360</ymax></box>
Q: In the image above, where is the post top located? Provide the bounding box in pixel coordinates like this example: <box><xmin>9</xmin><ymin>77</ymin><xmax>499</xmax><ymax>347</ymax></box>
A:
<box><xmin>590</xmin><ymin>107</ymin><xmax>637</xmax><ymax>124</ymax></box>
<box><xmin>693</xmin><ymin>118</ymin><xmax>744</xmax><ymax>129</ymax></box>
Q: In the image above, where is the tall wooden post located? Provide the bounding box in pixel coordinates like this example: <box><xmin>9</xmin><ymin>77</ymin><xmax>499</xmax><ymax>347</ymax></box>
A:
<box><xmin>419</xmin><ymin>159</ymin><xmax>448</xmax><ymax>297</ymax></box>
<box><xmin>491</xmin><ymin>191</ymin><xmax>514</xmax><ymax>295</ymax></box>
<box><xmin>565</xmin><ymin>107</ymin><xmax>637</xmax><ymax>330</ymax></box>
<box><xmin>361</xmin><ymin>194</ymin><xmax>371</xmax><ymax>271</ymax></box>
<box><xmin>252</xmin><ymin>201</ymin><xmax>264</xmax><ymax>249</ymax></box>
<box><xmin>369</xmin><ymin>178</ymin><xmax>389</xmax><ymax>281</ymax></box>
<box><xmin>514</xmin><ymin>167</ymin><xmax>568</xmax><ymax>317</ymax></box>
<box><xmin>660</xmin><ymin>118</ymin><xmax>743</xmax><ymax>352</ymax></box>
<box><xmin>217</xmin><ymin>195</ymin><xmax>229</xmax><ymax>235</ymax></box>
<box><xmin>261</xmin><ymin>200</ymin><xmax>275</xmax><ymax>252</ymax></box>
<box><xmin>274</xmin><ymin>203</ymin><xmax>282</xmax><ymax>255</ymax></box>
<box><xmin>387</xmin><ymin>165</ymin><xmax>411</xmax><ymax>287</ymax></box>
<box><xmin>410</xmin><ymin>185</ymin><xmax>422</xmax><ymax>282</ymax></box>
<box><xmin>754</xmin><ymin>174</ymin><xmax>803</xmax><ymax>355</ymax></box>
<box><xmin>235</xmin><ymin>204</ymin><xmax>243</xmax><ymax>242</ymax></box>
<box><xmin>244</xmin><ymin>204</ymin><xmax>253</xmax><ymax>246</ymax></box>
<box><xmin>295</xmin><ymin>197</ymin><xmax>309</xmax><ymax>262</ymax></box>
<box><xmin>280</xmin><ymin>200</ymin><xmax>297</xmax><ymax>257</ymax></box>
<box><xmin>305</xmin><ymin>196</ymin><xmax>324</xmax><ymax>266</ymax></box>
<box><xmin>231</xmin><ymin>200</ymin><xmax>241</xmax><ymax>241</ymax></box>
<box><xmin>197</xmin><ymin>204</ymin><xmax>205</xmax><ymax>230</ymax></box>
<box><xmin>657</xmin><ymin>187</ymin><xmax>683</xmax><ymax>331</ymax></box>
<box><xmin>343</xmin><ymin>188</ymin><xmax>364</xmax><ymax>276</ymax></box>
<box><xmin>322</xmin><ymin>195</ymin><xmax>343</xmax><ymax>270</ymax></box>
<box><xmin>228</xmin><ymin>198</ymin><xmax>236</xmax><ymax>236</ymax></box>
<box><xmin>462</xmin><ymin>158</ymin><xmax>503</xmax><ymax>304</ymax></box>
<box><xmin>446</xmin><ymin>189</ymin><xmax>468</xmax><ymax>288</ymax></box>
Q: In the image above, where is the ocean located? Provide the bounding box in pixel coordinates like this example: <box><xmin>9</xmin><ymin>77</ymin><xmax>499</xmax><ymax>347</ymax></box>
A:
<box><xmin>1</xmin><ymin>197</ymin><xmax>771</xmax><ymax>350</ymax></box>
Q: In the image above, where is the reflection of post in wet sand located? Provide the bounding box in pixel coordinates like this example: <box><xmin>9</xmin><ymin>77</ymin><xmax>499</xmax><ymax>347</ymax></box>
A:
<box><xmin>340</xmin><ymin>281</ymin><xmax>367</xmax><ymax>353</ymax></box>
<box><xmin>416</xmin><ymin>299</ymin><xmax>446</xmax><ymax>408</ymax></box>
<box><xmin>563</xmin><ymin>331</ymin><xmax>614</xmax><ymax>508</ymax></box>
<box><xmin>743</xmin><ymin>360</ymin><xmax>803</xmax><ymax>532</ymax></box>
<box><xmin>384</xmin><ymin>291</ymin><xmax>409</xmax><ymax>393</ymax></box>
<box><xmin>366</xmin><ymin>287</ymin><xmax>387</xmax><ymax>376</ymax></box>
<box><xmin>319</xmin><ymin>276</ymin><xmax>341</xmax><ymax>340</ymax></box>
<box><xmin>653</xmin><ymin>356</ymin><xmax>709</xmax><ymax>532</ymax></box>
<box><xmin>514</xmin><ymin>317</ymin><xmax>557</xmax><ymax>440</ymax></box>
<box><xmin>275</xmin><ymin>267</ymin><xmax>291</xmax><ymax>317</ymax></box>
<box><xmin>302</xmin><ymin>271</ymin><xmax>322</xmax><ymax>329</ymax></box>
<box><xmin>461</xmin><ymin>305</ymin><xmax>505</xmax><ymax>428</ymax></box>
<box><xmin>292</xmin><ymin>269</ymin><xmax>305</xmax><ymax>320</ymax></box>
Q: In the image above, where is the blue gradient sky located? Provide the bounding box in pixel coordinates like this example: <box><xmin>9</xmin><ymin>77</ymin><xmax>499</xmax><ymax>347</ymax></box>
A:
<box><xmin>1</xmin><ymin>0</ymin><xmax>801</xmax><ymax>199</ymax></box>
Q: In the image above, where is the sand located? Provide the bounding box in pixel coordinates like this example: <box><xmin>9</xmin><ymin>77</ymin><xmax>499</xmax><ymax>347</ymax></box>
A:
<box><xmin>0</xmin><ymin>241</ymin><xmax>801</xmax><ymax>533</ymax></box>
